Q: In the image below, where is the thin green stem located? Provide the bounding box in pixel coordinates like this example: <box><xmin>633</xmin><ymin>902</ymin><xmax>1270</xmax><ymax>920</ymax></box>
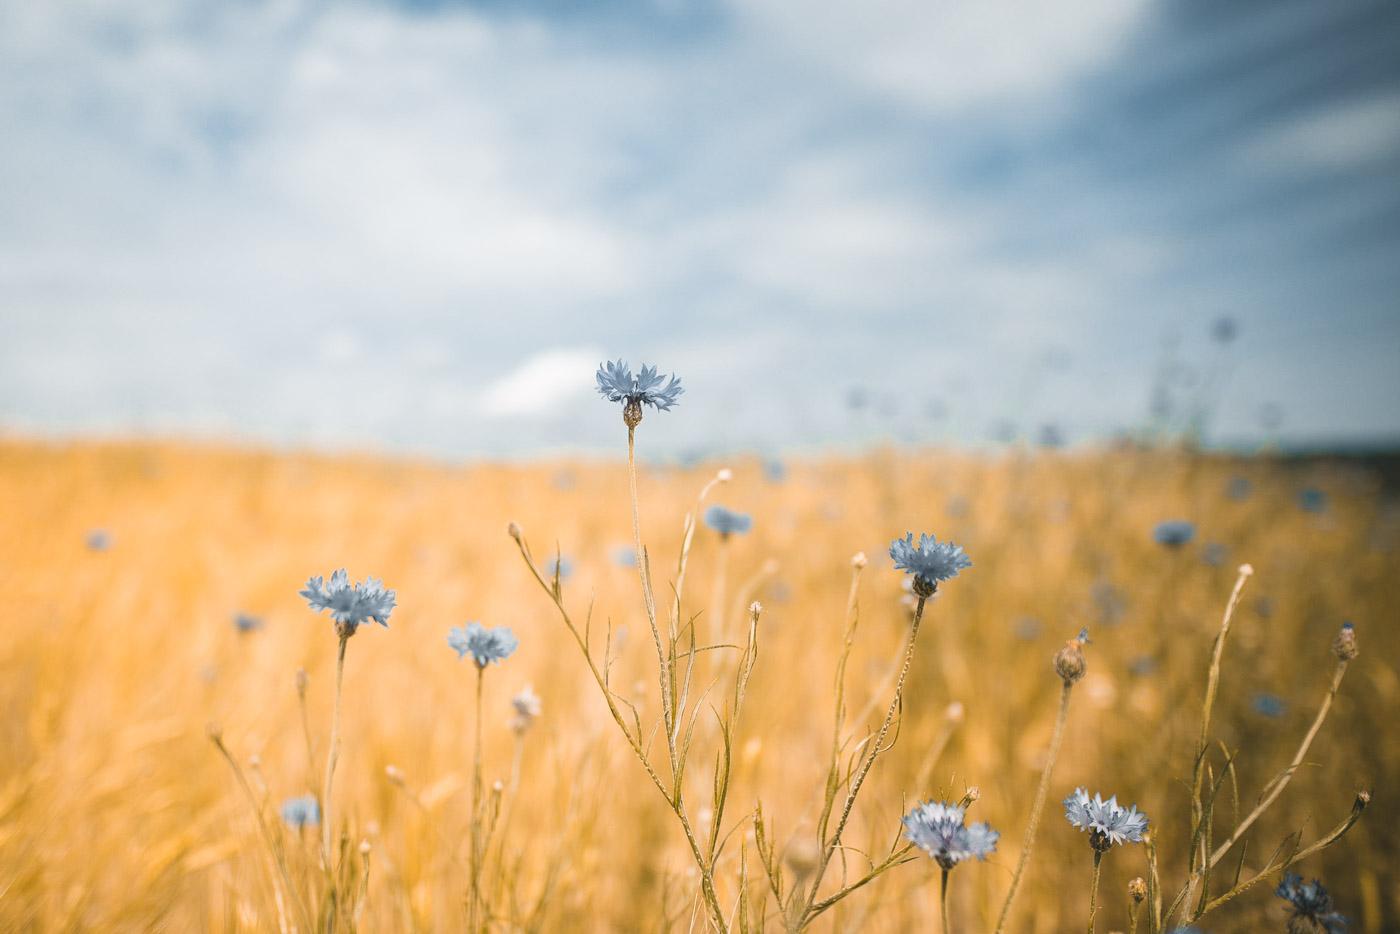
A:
<box><xmin>1087</xmin><ymin>850</ymin><xmax>1102</xmax><ymax>934</ymax></box>
<box><xmin>994</xmin><ymin>680</ymin><xmax>1074</xmax><ymax>934</ymax></box>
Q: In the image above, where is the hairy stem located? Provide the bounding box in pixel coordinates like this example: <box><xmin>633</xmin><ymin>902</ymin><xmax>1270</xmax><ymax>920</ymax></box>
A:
<box><xmin>1087</xmin><ymin>850</ymin><xmax>1102</xmax><ymax>934</ymax></box>
<box><xmin>940</xmin><ymin>868</ymin><xmax>952</xmax><ymax>934</ymax></box>
<box><xmin>322</xmin><ymin>634</ymin><xmax>348</xmax><ymax>870</ymax></box>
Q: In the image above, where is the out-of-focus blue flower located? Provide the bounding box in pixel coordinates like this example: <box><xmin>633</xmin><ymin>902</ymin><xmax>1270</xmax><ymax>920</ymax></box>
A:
<box><xmin>765</xmin><ymin>459</ymin><xmax>786</xmax><ymax>483</ymax></box>
<box><xmin>1092</xmin><ymin>580</ymin><xmax>1126</xmax><ymax>626</ymax></box>
<box><xmin>889</xmin><ymin>532</ymin><xmax>972</xmax><ymax>586</ymax></box>
<box><xmin>1226</xmin><ymin>476</ymin><xmax>1253</xmax><ymax>502</ymax></box>
<box><xmin>1251</xmin><ymin>693</ymin><xmax>1286</xmax><ymax>718</ymax></box>
<box><xmin>595</xmin><ymin>359</ymin><xmax>683</xmax><ymax>412</ymax></box>
<box><xmin>1153</xmin><ymin>520</ymin><xmax>1196</xmax><ymax>547</ymax></box>
<box><xmin>1064</xmin><ymin>787</ymin><xmax>1149</xmax><ymax>847</ymax></box>
<box><xmin>1298</xmin><ymin>487</ymin><xmax>1327</xmax><ymax>513</ymax></box>
<box><xmin>704</xmin><ymin>505</ymin><xmax>753</xmax><ymax>537</ymax></box>
<box><xmin>86</xmin><ymin>529</ymin><xmax>111</xmax><ymax>551</ymax></box>
<box><xmin>234</xmin><ymin>613</ymin><xmax>265</xmax><ymax>633</ymax></box>
<box><xmin>448</xmin><ymin>622</ymin><xmax>519</xmax><ymax>667</ymax></box>
<box><xmin>1015</xmin><ymin>617</ymin><xmax>1042</xmax><ymax>641</ymax></box>
<box><xmin>945</xmin><ymin>494</ymin><xmax>970</xmax><ymax>518</ymax></box>
<box><xmin>1212</xmin><ymin>317</ymin><xmax>1238</xmax><ymax>344</ymax></box>
<box><xmin>902</xmin><ymin>801</ymin><xmax>998</xmax><ymax>869</ymax></box>
<box><xmin>548</xmin><ymin>555</ymin><xmax>574</xmax><ymax>580</ymax></box>
<box><xmin>1201</xmin><ymin>542</ymin><xmax>1228</xmax><ymax>567</ymax></box>
<box><xmin>611</xmin><ymin>545</ymin><xmax>637</xmax><ymax>568</ymax></box>
<box><xmin>300</xmin><ymin>570</ymin><xmax>396</xmax><ymax>634</ymax></box>
<box><xmin>1130</xmin><ymin>655</ymin><xmax>1157</xmax><ymax>677</ymax></box>
<box><xmin>281</xmin><ymin>795</ymin><xmax>320</xmax><ymax>830</ymax></box>
<box><xmin>1275</xmin><ymin>872</ymin><xmax>1348</xmax><ymax>934</ymax></box>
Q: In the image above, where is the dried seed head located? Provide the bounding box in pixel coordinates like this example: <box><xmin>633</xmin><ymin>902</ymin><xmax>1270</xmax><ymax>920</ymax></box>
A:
<box><xmin>851</xmin><ymin>551</ymin><xmax>867</xmax><ymax>569</ymax></box>
<box><xmin>506</xmin><ymin>521</ymin><xmax>523</xmax><ymax>542</ymax></box>
<box><xmin>1128</xmin><ymin>877</ymin><xmax>1147</xmax><ymax>903</ymax></box>
<box><xmin>750</xmin><ymin>601</ymin><xmax>762</xmax><ymax>617</ymax></box>
<box><xmin>493</xmin><ymin>780</ymin><xmax>504</xmax><ymax>793</ymax></box>
<box><xmin>359</xmin><ymin>840</ymin><xmax>372</xmax><ymax>856</ymax></box>
<box><xmin>1355</xmin><ymin>786</ymin><xmax>1372</xmax><ymax>808</ymax></box>
<box><xmin>1332</xmin><ymin>622</ymin><xmax>1358</xmax><ymax>661</ymax></box>
<box><xmin>294</xmin><ymin>667</ymin><xmax>309</xmax><ymax>697</ymax></box>
<box><xmin>385</xmin><ymin>765</ymin><xmax>405</xmax><ymax>785</ymax></box>
<box><xmin>717</xmin><ymin>468</ymin><xmax>733</xmax><ymax>482</ymax></box>
<box><xmin>1055</xmin><ymin>629</ymin><xmax>1090</xmax><ymax>685</ymax></box>
<box><xmin>945</xmin><ymin>701</ymin><xmax>965</xmax><ymax>724</ymax></box>
<box><xmin>784</xmin><ymin>835</ymin><xmax>821</xmax><ymax>881</ymax></box>
<box><xmin>965</xmin><ymin>786</ymin><xmax>981</xmax><ymax>803</ymax></box>
<box><xmin>1238</xmin><ymin>563</ymin><xmax>1254</xmax><ymax>577</ymax></box>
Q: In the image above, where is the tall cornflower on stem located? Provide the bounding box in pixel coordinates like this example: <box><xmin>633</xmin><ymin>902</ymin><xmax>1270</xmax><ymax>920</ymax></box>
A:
<box><xmin>1064</xmin><ymin>787</ymin><xmax>1149</xmax><ymax>933</ymax></box>
<box><xmin>298</xmin><ymin>570</ymin><xmax>396</xmax><ymax>877</ymax></box>
<box><xmin>448</xmin><ymin>622</ymin><xmax>520</xmax><ymax>933</ymax></box>
<box><xmin>994</xmin><ymin>627</ymin><xmax>1090</xmax><ymax>933</ymax></box>
<box><xmin>792</xmin><ymin>532</ymin><xmax>970</xmax><ymax>929</ymax></box>
<box><xmin>901</xmin><ymin>798</ymin><xmax>998</xmax><ymax>934</ymax></box>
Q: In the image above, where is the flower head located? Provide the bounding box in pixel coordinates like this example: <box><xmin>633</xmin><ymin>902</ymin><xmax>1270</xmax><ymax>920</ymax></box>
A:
<box><xmin>1275</xmin><ymin>872</ymin><xmax>1348</xmax><ymax>934</ymax></box>
<box><xmin>509</xmin><ymin>684</ymin><xmax>542</xmax><ymax>733</ymax></box>
<box><xmin>704</xmin><ymin>505</ymin><xmax>753</xmax><ymax>537</ymax></box>
<box><xmin>889</xmin><ymin>532</ymin><xmax>972</xmax><ymax>596</ymax></box>
<box><xmin>1064</xmin><ymin>787</ymin><xmax>1149</xmax><ymax>850</ymax></box>
<box><xmin>1153</xmin><ymin>520</ymin><xmax>1196</xmax><ymax>547</ymax></box>
<box><xmin>596</xmin><ymin>359</ymin><xmax>683</xmax><ymax>426</ymax></box>
<box><xmin>234</xmin><ymin>612</ymin><xmax>265</xmax><ymax>633</ymax></box>
<box><xmin>86</xmin><ymin>529</ymin><xmax>112</xmax><ymax>551</ymax></box>
<box><xmin>1252</xmin><ymin>692</ymin><xmax>1286</xmax><ymax>718</ymax></box>
<box><xmin>1298</xmin><ymin>487</ymin><xmax>1327</xmax><ymax>514</ymax></box>
<box><xmin>280</xmin><ymin>795</ymin><xmax>320</xmax><ymax>830</ymax></box>
<box><xmin>902</xmin><ymin>801</ymin><xmax>998</xmax><ymax>870</ymax></box>
<box><xmin>299</xmin><ymin>570</ymin><xmax>396</xmax><ymax>636</ymax></box>
<box><xmin>1332</xmin><ymin>621</ymin><xmax>1358</xmax><ymax>661</ymax></box>
<box><xmin>448</xmin><ymin>622</ymin><xmax>519</xmax><ymax>667</ymax></box>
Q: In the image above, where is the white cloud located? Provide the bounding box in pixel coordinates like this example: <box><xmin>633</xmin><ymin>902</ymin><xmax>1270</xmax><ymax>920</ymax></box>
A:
<box><xmin>480</xmin><ymin>347</ymin><xmax>603</xmax><ymax>417</ymax></box>
<box><xmin>1233</xmin><ymin>91</ymin><xmax>1400</xmax><ymax>175</ymax></box>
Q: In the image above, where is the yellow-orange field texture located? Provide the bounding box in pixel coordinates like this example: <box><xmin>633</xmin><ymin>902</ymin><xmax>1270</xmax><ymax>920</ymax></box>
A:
<box><xmin>0</xmin><ymin>439</ymin><xmax>1395</xmax><ymax>932</ymax></box>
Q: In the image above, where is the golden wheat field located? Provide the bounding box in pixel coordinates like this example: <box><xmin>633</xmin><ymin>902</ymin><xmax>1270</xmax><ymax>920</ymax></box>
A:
<box><xmin>0</xmin><ymin>438</ymin><xmax>1395</xmax><ymax>933</ymax></box>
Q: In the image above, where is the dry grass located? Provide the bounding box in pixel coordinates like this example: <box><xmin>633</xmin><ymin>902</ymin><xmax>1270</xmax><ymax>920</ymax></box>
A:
<box><xmin>0</xmin><ymin>438</ymin><xmax>1395</xmax><ymax>932</ymax></box>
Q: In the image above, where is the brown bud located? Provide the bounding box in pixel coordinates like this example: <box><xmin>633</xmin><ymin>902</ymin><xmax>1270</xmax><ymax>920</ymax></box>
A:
<box><xmin>623</xmin><ymin>399</ymin><xmax>643</xmax><ymax>428</ymax></box>
<box><xmin>911</xmin><ymin>575</ymin><xmax>937</xmax><ymax>599</ymax></box>
<box><xmin>1332</xmin><ymin>622</ymin><xmax>1358</xmax><ymax>661</ymax></box>
<box><xmin>506</xmin><ymin>521</ymin><xmax>523</xmax><ymax>542</ymax></box>
<box><xmin>1128</xmin><ymin>877</ymin><xmax>1147</xmax><ymax>903</ymax></box>
<box><xmin>784</xmin><ymin>835</ymin><xmax>821</xmax><ymax>881</ymax></box>
<box><xmin>1055</xmin><ymin>637</ymin><xmax>1087</xmax><ymax>685</ymax></box>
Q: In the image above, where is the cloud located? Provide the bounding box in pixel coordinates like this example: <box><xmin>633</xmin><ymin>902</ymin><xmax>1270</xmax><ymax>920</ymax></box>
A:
<box><xmin>480</xmin><ymin>347</ymin><xmax>602</xmax><ymax>417</ymax></box>
<box><xmin>1233</xmin><ymin>91</ymin><xmax>1400</xmax><ymax>175</ymax></box>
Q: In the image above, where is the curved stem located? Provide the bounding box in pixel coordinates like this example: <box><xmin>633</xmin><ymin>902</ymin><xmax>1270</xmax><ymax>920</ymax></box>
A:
<box><xmin>801</xmin><ymin>596</ymin><xmax>927</xmax><ymax>926</ymax></box>
<box><xmin>994</xmin><ymin>680</ymin><xmax>1074</xmax><ymax>934</ymax></box>
<box><xmin>1087</xmin><ymin>850</ymin><xmax>1102</xmax><ymax>934</ymax></box>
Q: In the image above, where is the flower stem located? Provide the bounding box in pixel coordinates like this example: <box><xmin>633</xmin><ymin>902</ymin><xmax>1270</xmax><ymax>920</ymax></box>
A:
<box><xmin>1087</xmin><ymin>850</ymin><xmax>1103</xmax><ymax>934</ymax></box>
<box><xmin>469</xmin><ymin>664</ymin><xmax>485</xmax><ymax>932</ymax></box>
<box><xmin>627</xmin><ymin>426</ymin><xmax>672</xmax><ymax>734</ymax></box>
<box><xmin>940</xmin><ymin>868</ymin><xmax>952</xmax><ymax>934</ymax></box>
<box><xmin>994</xmin><ymin>679</ymin><xmax>1074</xmax><ymax>934</ymax></box>
<box><xmin>322</xmin><ymin>633</ymin><xmax>348</xmax><ymax>870</ymax></box>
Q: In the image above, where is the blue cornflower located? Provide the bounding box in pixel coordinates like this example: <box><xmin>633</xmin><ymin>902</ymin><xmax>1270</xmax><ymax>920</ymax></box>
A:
<box><xmin>595</xmin><ymin>359</ymin><xmax>683</xmax><ymax>425</ymax></box>
<box><xmin>549</xmin><ymin>555</ymin><xmax>574</xmax><ymax>580</ymax></box>
<box><xmin>1298</xmin><ymin>488</ymin><xmax>1327</xmax><ymax>514</ymax></box>
<box><xmin>1251</xmin><ymin>693</ymin><xmax>1286</xmax><ymax>718</ymax></box>
<box><xmin>1153</xmin><ymin>520</ymin><xmax>1196</xmax><ymax>547</ymax></box>
<box><xmin>1226</xmin><ymin>476</ymin><xmax>1253</xmax><ymax>502</ymax></box>
<box><xmin>299</xmin><ymin>570</ymin><xmax>396</xmax><ymax>636</ymax></box>
<box><xmin>704</xmin><ymin>505</ymin><xmax>753</xmax><ymax>537</ymax></box>
<box><xmin>1201</xmin><ymin>542</ymin><xmax>1228</xmax><ymax>567</ymax></box>
<box><xmin>86</xmin><ymin>529</ymin><xmax>112</xmax><ymax>551</ymax></box>
<box><xmin>234</xmin><ymin>613</ymin><xmax>265</xmax><ymax>633</ymax></box>
<box><xmin>889</xmin><ymin>532</ymin><xmax>972</xmax><ymax>595</ymax></box>
<box><xmin>902</xmin><ymin>801</ymin><xmax>998</xmax><ymax>870</ymax></box>
<box><xmin>611</xmin><ymin>545</ymin><xmax>638</xmax><ymax>568</ymax></box>
<box><xmin>765</xmin><ymin>459</ymin><xmax>786</xmax><ymax>483</ymax></box>
<box><xmin>448</xmin><ymin>622</ymin><xmax>519</xmax><ymax>667</ymax></box>
<box><xmin>1064</xmin><ymin>787</ymin><xmax>1149</xmax><ymax>851</ymax></box>
<box><xmin>1275</xmin><ymin>872</ymin><xmax>1348</xmax><ymax>933</ymax></box>
<box><xmin>280</xmin><ymin>795</ymin><xmax>320</xmax><ymax>830</ymax></box>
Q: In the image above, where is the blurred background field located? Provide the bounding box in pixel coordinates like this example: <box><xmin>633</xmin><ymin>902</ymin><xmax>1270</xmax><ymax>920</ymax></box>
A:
<box><xmin>1</xmin><ymin>437</ymin><xmax>1395</xmax><ymax>932</ymax></box>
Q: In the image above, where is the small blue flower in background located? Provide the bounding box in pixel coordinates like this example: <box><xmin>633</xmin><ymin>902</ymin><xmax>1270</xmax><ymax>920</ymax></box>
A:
<box><xmin>1275</xmin><ymin>872</ymin><xmax>1348</xmax><ymax>934</ymax></box>
<box><xmin>595</xmin><ymin>359</ymin><xmax>683</xmax><ymax>412</ymax></box>
<box><xmin>281</xmin><ymin>795</ymin><xmax>320</xmax><ymax>830</ymax></box>
<box><xmin>1130</xmin><ymin>655</ymin><xmax>1157</xmax><ymax>677</ymax></box>
<box><xmin>902</xmin><ymin>801</ymin><xmax>998</xmax><ymax>870</ymax></box>
<box><xmin>448</xmin><ymin>622</ymin><xmax>519</xmax><ymax>667</ymax></box>
<box><xmin>1015</xmin><ymin>617</ymin><xmax>1042</xmax><ymax>641</ymax></box>
<box><xmin>548</xmin><ymin>555</ymin><xmax>574</xmax><ymax>580</ymax></box>
<box><xmin>1226</xmin><ymin>476</ymin><xmax>1253</xmax><ymax>502</ymax></box>
<box><xmin>86</xmin><ymin>529</ymin><xmax>112</xmax><ymax>551</ymax></box>
<box><xmin>1153</xmin><ymin>520</ymin><xmax>1196</xmax><ymax>547</ymax></box>
<box><xmin>300</xmin><ymin>570</ymin><xmax>396</xmax><ymax>635</ymax></box>
<box><xmin>944</xmin><ymin>494</ymin><xmax>970</xmax><ymax>518</ymax></box>
<box><xmin>1064</xmin><ymin>787</ymin><xmax>1148</xmax><ymax>849</ymax></box>
<box><xmin>704</xmin><ymin>505</ymin><xmax>753</xmax><ymax>537</ymax></box>
<box><xmin>889</xmin><ymin>532</ymin><xmax>972</xmax><ymax>588</ymax></box>
<box><xmin>1251</xmin><ymin>693</ymin><xmax>1286</xmax><ymax>718</ymax></box>
<box><xmin>1298</xmin><ymin>487</ymin><xmax>1328</xmax><ymax>513</ymax></box>
<box><xmin>765</xmin><ymin>459</ymin><xmax>787</xmax><ymax>483</ymax></box>
<box><xmin>611</xmin><ymin>545</ymin><xmax>638</xmax><ymax>568</ymax></box>
<box><xmin>233</xmin><ymin>613</ymin><xmax>264</xmax><ymax>633</ymax></box>
<box><xmin>1092</xmin><ymin>580</ymin><xmax>1126</xmax><ymax>626</ymax></box>
<box><xmin>1201</xmin><ymin>542</ymin><xmax>1228</xmax><ymax>567</ymax></box>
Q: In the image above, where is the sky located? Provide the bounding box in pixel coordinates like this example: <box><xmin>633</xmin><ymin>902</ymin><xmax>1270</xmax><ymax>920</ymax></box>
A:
<box><xmin>1</xmin><ymin>0</ymin><xmax>1398</xmax><ymax>457</ymax></box>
